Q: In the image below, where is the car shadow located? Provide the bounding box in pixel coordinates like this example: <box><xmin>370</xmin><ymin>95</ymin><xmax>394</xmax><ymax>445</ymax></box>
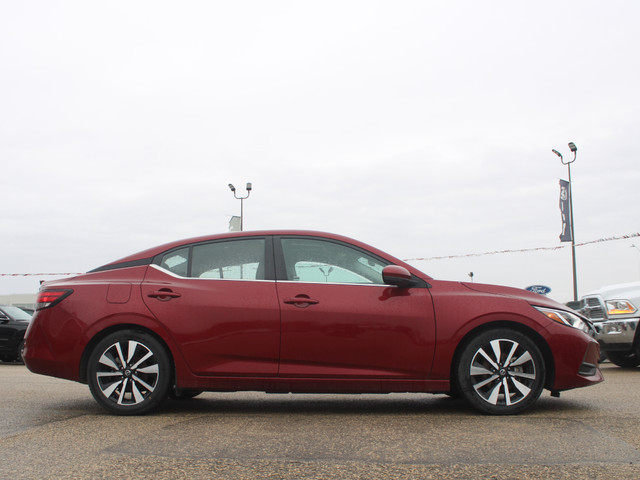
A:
<box><xmin>160</xmin><ymin>393</ymin><xmax>486</xmax><ymax>417</ymax></box>
<box><xmin>156</xmin><ymin>390</ymin><xmax>603</xmax><ymax>418</ymax></box>
<box><xmin>46</xmin><ymin>390</ymin><xmax>600</xmax><ymax>418</ymax></box>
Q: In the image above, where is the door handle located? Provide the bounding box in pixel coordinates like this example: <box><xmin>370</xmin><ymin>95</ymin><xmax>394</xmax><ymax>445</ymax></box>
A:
<box><xmin>284</xmin><ymin>295</ymin><xmax>319</xmax><ymax>307</ymax></box>
<box><xmin>147</xmin><ymin>289</ymin><xmax>182</xmax><ymax>300</ymax></box>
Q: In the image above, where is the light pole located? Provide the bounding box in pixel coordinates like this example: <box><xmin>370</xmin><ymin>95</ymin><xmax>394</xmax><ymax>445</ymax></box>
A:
<box><xmin>632</xmin><ymin>244</ymin><xmax>640</xmax><ymax>279</ymax></box>
<box><xmin>552</xmin><ymin>142</ymin><xmax>578</xmax><ymax>301</ymax></box>
<box><xmin>228</xmin><ymin>182</ymin><xmax>252</xmax><ymax>231</ymax></box>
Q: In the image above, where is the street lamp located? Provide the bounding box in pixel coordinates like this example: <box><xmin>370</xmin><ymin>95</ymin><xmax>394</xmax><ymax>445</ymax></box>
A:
<box><xmin>632</xmin><ymin>244</ymin><xmax>640</xmax><ymax>279</ymax></box>
<box><xmin>228</xmin><ymin>182</ymin><xmax>252</xmax><ymax>231</ymax></box>
<box><xmin>552</xmin><ymin>142</ymin><xmax>578</xmax><ymax>301</ymax></box>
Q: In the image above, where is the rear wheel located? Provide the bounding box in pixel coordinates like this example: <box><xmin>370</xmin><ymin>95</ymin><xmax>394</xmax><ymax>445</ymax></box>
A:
<box><xmin>456</xmin><ymin>328</ymin><xmax>545</xmax><ymax>415</ymax></box>
<box><xmin>87</xmin><ymin>330</ymin><xmax>171</xmax><ymax>415</ymax></box>
<box><xmin>606</xmin><ymin>351</ymin><xmax>640</xmax><ymax>368</ymax></box>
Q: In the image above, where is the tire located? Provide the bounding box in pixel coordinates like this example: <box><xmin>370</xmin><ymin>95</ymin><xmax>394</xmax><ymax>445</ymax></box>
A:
<box><xmin>16</xmin><ymin>339</ymin><xmax>25</xmax><ymax>363</ymax></box>
<box><xmin>456</xmin><ymin>328</ymin><xmax>545</xmax><ymax>415</ymax></box>
<box><xmin>606</xmin><ymin>351</ymin><xmax>640</xmax><ymax>368</ymax></box>
<box><xmin>87</xmin><ymin>330</ymin><xmax>172</xmax><ymax>415</ymax></box>
<box><xmin>599</xmin><ymin>350</ymin><xmax>608</xmax><ymax>363</ymax></box>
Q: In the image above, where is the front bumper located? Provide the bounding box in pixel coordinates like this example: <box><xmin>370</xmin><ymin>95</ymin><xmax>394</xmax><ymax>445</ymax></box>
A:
<box><xmin>593</xmin><ymin>317</ymin><xmax>639</xmax><ymax>351</ymax></box>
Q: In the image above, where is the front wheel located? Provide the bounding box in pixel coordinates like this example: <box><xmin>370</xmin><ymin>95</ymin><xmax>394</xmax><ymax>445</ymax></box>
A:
<box><xmin>456</xmin><ymin>328</ymin><xmax>545</xmax><ymax>415</ymax></box>
<box><xmin>87</xmin><ymin>330</ymin><xmax>172</xmax><ymax>415</ymax></box>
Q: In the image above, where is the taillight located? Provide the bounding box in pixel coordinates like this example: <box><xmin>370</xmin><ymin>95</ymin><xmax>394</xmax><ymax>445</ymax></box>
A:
<box><xmin>36</xmin><ymin>289</ymin><xmax>73</xmax><ymax>310</ymax></box>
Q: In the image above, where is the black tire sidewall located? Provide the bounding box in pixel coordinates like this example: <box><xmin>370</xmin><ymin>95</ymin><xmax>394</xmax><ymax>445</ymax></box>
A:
<box><xmin>17</xmin><ymin>339</ymin><xmax>25</xmax><ymax>363</ymax></box>
<box><xmin>456</xmin><ymin>328</ymin><xmax>545</xmax><ymax>415</ymax></box>
<box><xmin>87</xmin><ymin>330</ymin><xmax>172</xmax><ymax>415</ymax></box>
<box><xmin>607</xmin><ymin>351</ymin><xmax>640</xmax><ymax>368</ymax></box>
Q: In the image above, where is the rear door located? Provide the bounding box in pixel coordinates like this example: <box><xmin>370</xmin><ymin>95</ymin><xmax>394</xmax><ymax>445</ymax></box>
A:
<box><xmin>142</xmin><ymin>236</ymin><xmax>281</xmax><ymax>376</ymax></box>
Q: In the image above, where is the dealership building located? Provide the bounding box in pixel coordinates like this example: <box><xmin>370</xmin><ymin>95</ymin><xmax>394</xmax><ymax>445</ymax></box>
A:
<box><xmin>0</xmin><ymin>293</ymin><xmax>37</xmax><ymax>311</ymax></box>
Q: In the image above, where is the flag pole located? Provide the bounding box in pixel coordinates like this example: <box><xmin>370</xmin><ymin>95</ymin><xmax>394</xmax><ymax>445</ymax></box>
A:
<box><xmin>553</xmin><ymin>143</ymin><xmax>578</xmax><ymax>301</ymax></box>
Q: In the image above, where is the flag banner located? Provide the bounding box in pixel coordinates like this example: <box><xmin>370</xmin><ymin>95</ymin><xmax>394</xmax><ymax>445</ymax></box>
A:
<box><xmin>559</xmin><ymin>179</ymin><xmax>572</xmax><ymax>242</ymax></box>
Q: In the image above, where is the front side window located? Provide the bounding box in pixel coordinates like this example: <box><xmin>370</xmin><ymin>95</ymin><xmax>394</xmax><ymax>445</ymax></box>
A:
<box><xmin>158</xmin><ymin>238</ymin><xmax>266</xmax><ymax>280</ymax></box>
<box><xmin>280</xmin><ymin>238</ymin><xmax>388</xmax><ymax>284</ymax></box>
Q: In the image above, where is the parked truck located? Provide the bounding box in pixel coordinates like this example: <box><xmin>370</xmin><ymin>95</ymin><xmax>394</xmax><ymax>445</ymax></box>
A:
<box><xmin>577</xmin><ymin>282</ymin><xmax>640</xmax><ymax>367</ymax></box>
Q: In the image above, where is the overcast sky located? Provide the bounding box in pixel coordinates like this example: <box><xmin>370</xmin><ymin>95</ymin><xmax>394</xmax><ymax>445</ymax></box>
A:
<box><xmin>2</xmin><ymin>1</ymin><xmax>639</xmax><ymax>303</ymax></box>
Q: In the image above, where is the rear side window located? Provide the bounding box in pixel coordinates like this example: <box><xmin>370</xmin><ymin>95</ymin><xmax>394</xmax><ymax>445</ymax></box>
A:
<box><xmin>160</xmin><ymin>247</ymin><xmax>189</xmax><ymax>277</ymax></box>
<box><xmin>158</xmin><ymin>239</ymin><xmax>266</xmax><ymax>280</ymax></box>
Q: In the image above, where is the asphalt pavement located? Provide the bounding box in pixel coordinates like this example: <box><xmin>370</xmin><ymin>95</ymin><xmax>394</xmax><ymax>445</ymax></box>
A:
<box><xmin>0</xmin><ymin>363</ymin><xmax>639</xmax><ymax>479</ymax></box>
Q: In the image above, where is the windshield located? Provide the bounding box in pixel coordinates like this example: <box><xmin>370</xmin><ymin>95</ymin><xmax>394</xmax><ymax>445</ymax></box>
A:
<box><xmin>0</xmin><ymin>306</ymin><xmax>32</xmax><ymax>321</ymax></box>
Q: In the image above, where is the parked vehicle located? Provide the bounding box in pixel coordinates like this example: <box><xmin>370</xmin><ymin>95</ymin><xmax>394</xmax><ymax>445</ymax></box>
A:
<box><xmin>24</xmin><ymin>230</ymin><xmax>602</xmax><ymax>415</ymax></box>
<box><xmin>0</xmin><ymin>305</ymin><xmax>32</xmax><ymax>362</ymax></box>
<box><xmin>577</xmin><ymin>282</ymin><xmax>640</xmax><ymax>367</ymax></box>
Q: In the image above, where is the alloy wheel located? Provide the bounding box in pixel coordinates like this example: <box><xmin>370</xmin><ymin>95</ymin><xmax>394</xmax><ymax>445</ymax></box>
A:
<box><xmin>469</xmin><ymin>338</ymin><xmax>537</xmax><ymax>407</ymax></box>
<box><xmin>457</xmin><ymin>328</ymin><xmax>545</xmax><ymax>414</ymax></box>
<box><xmin>87</xmin><ymin>330</ymin><xmax>171</xmax><ymax>415</ymax></box>
<box><xmin>95</xmin><ymin>340</ymin><xmax>160</xmax><ymax>406</ymax></box>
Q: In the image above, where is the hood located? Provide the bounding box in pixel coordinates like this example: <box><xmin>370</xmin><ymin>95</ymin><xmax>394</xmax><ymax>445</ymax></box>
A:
<box><xmin>583</xmin><ymin>281</ymin><xmax>640</xmax><ymax>299</ymax></box>
<box><xmin>460</xmin><ymin>282</ymin><xmax>568</xmax><ymax>310</ymax></box>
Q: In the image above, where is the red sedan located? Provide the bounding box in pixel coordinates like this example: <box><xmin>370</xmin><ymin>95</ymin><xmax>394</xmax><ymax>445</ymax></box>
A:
<box><xmin>24</xmin><ymin>230</ymin><xmax>602</xmax><ymax>415</ymax></box>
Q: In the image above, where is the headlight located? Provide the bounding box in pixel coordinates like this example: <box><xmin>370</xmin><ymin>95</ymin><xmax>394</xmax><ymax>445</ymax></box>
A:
<box><xmin>535</xmin><ymin>306</ymin><xmax>592</xmax><ymax>334</ymax></box>
<box><xmin>605</xmin><ymin>300</ymin><xmax>637</xmax><ymax>315</ymax></box>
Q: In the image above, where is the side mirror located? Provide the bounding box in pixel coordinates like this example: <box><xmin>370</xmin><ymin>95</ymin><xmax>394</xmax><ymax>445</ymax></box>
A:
<box><xmin>382</xmin><ymin>265</ymin><xmax>413</xmax><ymax>288</ymax></box>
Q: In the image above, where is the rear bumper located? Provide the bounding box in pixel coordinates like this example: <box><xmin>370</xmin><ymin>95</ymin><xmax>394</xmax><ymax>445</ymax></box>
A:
<box><xmin>23</xmin><ymin>318</ymin><xmax>82</xmax><ymax>382</ymax></box>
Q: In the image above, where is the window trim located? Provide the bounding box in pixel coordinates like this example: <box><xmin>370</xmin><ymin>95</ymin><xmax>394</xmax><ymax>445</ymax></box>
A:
<box><xmin>89</xmin><ymin>257</ymin><xmax>154</xmax><ymax>273</ymax></box>
<box><xmin>148</xmin><ymin>264</ymin><xmax>276</xmax><ymax>282</ymax></box>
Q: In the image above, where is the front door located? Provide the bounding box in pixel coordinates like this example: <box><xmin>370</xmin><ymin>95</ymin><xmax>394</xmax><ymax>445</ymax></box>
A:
<box><xmin>275</xmin><ymin>236</ymin><xmax>436</xmax><ymax>378</ymax></box>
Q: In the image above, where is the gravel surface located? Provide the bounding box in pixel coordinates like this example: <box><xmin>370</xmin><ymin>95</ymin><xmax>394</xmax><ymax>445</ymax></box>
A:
<box><xmin>0</xmin><ymin>363</ymin><xmax>638</xmax><ymax>479</ymax></box>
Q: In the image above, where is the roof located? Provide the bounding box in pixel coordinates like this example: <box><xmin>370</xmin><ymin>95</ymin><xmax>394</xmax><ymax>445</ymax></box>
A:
<box><xmin>93</xmin><ymin>230</ymin><xmax>424</xmax><ymax>277</ymax></box>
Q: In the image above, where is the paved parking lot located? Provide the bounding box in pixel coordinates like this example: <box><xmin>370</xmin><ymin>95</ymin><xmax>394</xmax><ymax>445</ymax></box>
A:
<box><xmin>0</xmin><ymin>362</ymin><xmax>639</xmax><ymax>479</ymax></box>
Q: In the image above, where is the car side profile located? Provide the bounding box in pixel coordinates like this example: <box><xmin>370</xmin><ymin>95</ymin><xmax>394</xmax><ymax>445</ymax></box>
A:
<box><xmin>24</xmin><ymin>230</ymin><xmax>602</xmax><ymax>415</ymax></box>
